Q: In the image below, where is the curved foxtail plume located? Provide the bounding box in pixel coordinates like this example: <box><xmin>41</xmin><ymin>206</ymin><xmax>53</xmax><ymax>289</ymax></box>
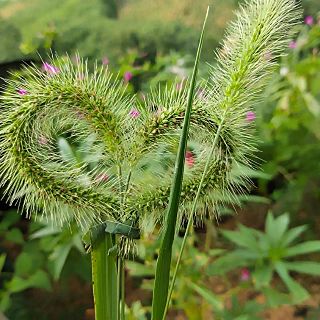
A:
<box><xmin>0</xmin><ymin>0</ymin><xmax>301</xmax><ymax>254</ymax></box>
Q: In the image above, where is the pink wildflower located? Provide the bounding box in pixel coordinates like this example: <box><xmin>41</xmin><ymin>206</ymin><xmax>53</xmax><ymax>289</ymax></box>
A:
<box><xmin>129</xmin><ymin>108</ymin><xmax>140</xmax><ymax>118</ymax></box>
<box><xmin>304</xmin><ymin>16</ymin><xmax>314</xmax><ymax>26</ymax></box>
<box><xmin>17</xmin><ymin>88</ymin><xmax>27</xmax><ymax>95</ymax></box>
<box><xmin>38</xmin><ymin>136</ymin><xmax>48</xmax><ymax>145</ymax></box>
<box><xmin>185</xmin><ymin>151</ymin><xmax>195</xmax><ymax>168</ymax></box>
<box><xmin>288</xmin><ymin>41</ymin><xmax>297</xmax><ymax>49</ymax></box>
<box><xmin>246</xmin><ymin>111</ymin><xmax>256</xmax><ymax>122</ymax></box>
<box><xmin>124</xmin><ymin>71</ymin><xmax>133</xmax><ymax>82</ymax></box>
<box><xmin>240</xmin><ymin>268</ymin><xmax>250</xmax><ymax>281</ymax></box>
<box><xmin>96</xmin><ymin>173</ymin><xmax>109</xmax><ymax>182</ymax></box>
<box><xmin>197</xmin><ymin>88</ymin><xmax>206</xmax><ymax>98</ymax></box>
<box><xmin>263</xmin><ymin>51</ymin><xmax>272</xmax><ymax>61</ymax></box>
<box><xmin>176</xmin><ymin>81</ymin><xmax>184</xmax><ymax>91</ymax></box>
<box><xmin>77</xmin><ymin>73</ymin><xmax>84</xmax><ymax>80</ymax></box>
<box><xmin>76</xmin><ymin>110</ymin><xmax>85</xmax><ymax>119</ymax></box>
<box><xmin>42</xmin><ymin>62</ymin><xmax>59</xmax><ymax>75</ymax></box>
<box><xmin>102</xmin><ymin>56</ymin><xmax>109</xmax><ymax>65</ymax></box>
<box><xmin>72</xmin><ymin>55</ymin><xmax>81</xmax><ymax>65</ymax></box>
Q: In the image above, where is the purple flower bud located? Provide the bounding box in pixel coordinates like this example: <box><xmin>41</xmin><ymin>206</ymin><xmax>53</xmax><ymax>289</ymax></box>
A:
<box><xmin>77</xmin><ymin>73</ymin><xmax>84</xmax><ymax>80</ymax></box>
<box><xmin>246</xmin><ymin>111</ymin><xmax>256</xmax><ymax>122</ymax></box>
<box><xmin>42</xmin><ymin>62</ymin><xmax>59</xmax><ymax>75</ymax></box>
<box><xmin>17</xmin><ymin>88</ymin><xmax>27</xmax><ymax>95</ymax></box>
<box><xmin>176</xmin><ymin>81</ymin><xmax>184</xmax><ymax>91</ymax></box>
<box><xmin>124</xmin><ymin>71</ymin><xmax>133</xmax><ymax>82</ymax></box>
<box><xmin>129</xmin><ymin>108</ymin><xmax>140</xmax><ymax>118</ymax></box>
<box><xmin>240</xmin><ymin>268</ymin><xmax>250</xmax><ymax>281</ymax></box>
<box><xmin>304</xmin><ymin>16</ymin><xmax>314</xmax><ymax>26</ymax></box>
<box><xmin>38</xmin><ymin>136</ymin><xmax>48</xmax><ymax>145</ymax></box>
<box><xmin>102</xmin><ymin>56</ymin><xmax>109</xmax><ymax>65</ymax></box>
<box><xmin>263</xmin><ymin>51</ymin><xmax>272</xmax><ymax>61</ymax></box>
<box><xmin>72</xmin><ymin>55</ymin><xmax>81</xmax><ymax>65</ymax></box>
<box><xmin>96</xmin><ymin>173</ymin><xmax>109</xmax><ymax>182</ymax></box>
<box><xmin>288</xmin><ymin>41</ymin><xmax>297</xmax><ymax>49</ymax></box>
<box><xmin>185</xmin><ymin>151</ymin><xmax>195</xmax><ymax>168</ymax></box>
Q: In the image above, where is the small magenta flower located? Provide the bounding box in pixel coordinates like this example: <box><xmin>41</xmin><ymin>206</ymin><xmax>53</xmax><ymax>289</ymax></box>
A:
<box><xmin>288</xmin><ymin>40</ymin><xmax>297</xmax><ymax>49</ymax></box>
<box><xmin>38</xmin><ymin>136</ymin><xmax>48</xmax><ymax>145</ymax></box>
<box><xmin>77</xmin><ymin>73</ymin><xmax>84</xmax><ymax>80</ymax></box>
<box><xmin>129</xmin><ymin>108</ymin><xmax>140</xmax><ymax>118</ymax></box>
<box><xmin>240</xmin><ymin>268</ymin><xmax>250</xmax><ymax>281</ymax></box>
<box><xmin>196</xmin><ymin>88</ymin><xmax>205</xmax><ymax>98</ymax></box>
<box><xmin>304</xmin><ymin>16</ymin><xmax>314</xmax><ymax>26</ymax></box>
<box><xmin>124</xmin><ymin>71</ymin><xmax>133</xmax><ymax>83</ymax></box>
<box><xmin>185</xmin><ymin>151</ymin><xmax>195</xmax><ymax>168</ymax></box>
<box><xmin>102</xmin><ymin>56</ymin><xmax>109</xmax><ymax>65</ymax></box>
<box><xmin>42</xmin><ymin>62</ymin><xmax>59</xmax><ymax>75</ymax></box>
<box><xmin>72</xmin><ymin>55</ymin><xmax>81</xmax><ymax>65</ymax></box>
<box><xmin>263</xmin><ymin>51</ymin><xmax>272</xmax><ymax>61</ymax></box>
<box><xmin>246</xmin><ymin>111</ymin><xmax>256</xmax><ymax>122</ymax></box>
<box><xmin>96</xmin><ymin>173</ymin><xmax>109</xmax><ymax>182</ymax></box>
<box><xmin>17</xmin><ymin>88</ymin><xmax>27</xmax><ymax>95</ymax></box>
<box><xmin>176</xmin><ymin>81</ymin><xmax>184</xmax><ymax>91</ymax></box>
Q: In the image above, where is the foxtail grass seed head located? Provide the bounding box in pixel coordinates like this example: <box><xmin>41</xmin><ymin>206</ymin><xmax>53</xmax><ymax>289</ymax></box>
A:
<box><xmin>0</xmin><ymin>0</ymin><xmax>301</xmax><ymax>254</ymax></box>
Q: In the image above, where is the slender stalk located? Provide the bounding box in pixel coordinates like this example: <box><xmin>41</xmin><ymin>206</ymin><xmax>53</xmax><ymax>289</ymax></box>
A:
<box><xmin>117</xmin><ymin>257</ymin><xmax>121</xmax><ymax>320</ymax></box>
<box><xmin>117</xmin><ymin>257</ymin><xmax>126</xmax><ymax>320</ymax></box>
<box><xmin>162</xmin><ymin>116</ymin><xmax>225</xmax><ymax>319</ymax></box>
<box><xmin>91</xmin><ymin>231</ymin><xmax>117</xmax><ymax>320</ymax></box>
<box><xmin>151</xmin><ymin>8</ymin><xmax>209</xmax><ymax>320</ymax></box>
<box><xmin>121</xmin><ymin>259</ymin><xmax>125</xmax><ymax>320</ymax></box>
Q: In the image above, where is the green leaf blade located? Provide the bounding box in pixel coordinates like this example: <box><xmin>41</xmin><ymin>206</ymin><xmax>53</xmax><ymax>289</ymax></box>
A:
<box><xmin>151</xmin><ymin>8</ymin><xmax>209</xmax><ymax>320</ymax></box>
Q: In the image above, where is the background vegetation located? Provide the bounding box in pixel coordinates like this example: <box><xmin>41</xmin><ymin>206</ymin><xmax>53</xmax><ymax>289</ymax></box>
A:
<box><xmin>0</xmin><ymin>0</ymin><xmax>320</xmax><ymax>319</ymax></box>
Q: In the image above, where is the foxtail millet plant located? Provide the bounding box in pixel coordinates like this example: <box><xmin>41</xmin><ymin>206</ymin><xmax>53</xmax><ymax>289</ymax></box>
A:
<box><xmin>0</xmin><ymin>0</ymin><xmax>301</xmax><ymax>319</ymax></box>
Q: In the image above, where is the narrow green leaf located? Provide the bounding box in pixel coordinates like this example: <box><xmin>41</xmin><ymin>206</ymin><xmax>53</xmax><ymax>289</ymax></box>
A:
<box><xmin>206</xmin><ymin>250</ymin><xmax>254</xmax><ymax>276</ymax></box>
<box><xmin>266</xmin><ymin>212</ymin><xmax>290</xmax><ymax>245</ymax></box>
<box><xmin>275</xmin><ymin>261</ymin><xmax>309</xmax><ymax>302</ymax></box>
<box><xmin>49</xmin><ymin>243</ymin><xmax>72</xmax><ymax>280</ymax></box>
<box><xmin>30</xmin><ymin>225</ymin><xmax>60</xmax><ymax>239</ymax></box>
<box><xmin>151</xmin><ymin>8</ymin><xmax>209</xmax><ymax>320</ymax></box>
<box><xmin>189</xmin><ymin>282</ymin><xmax>223</xmax><ymax>311</ymax></box>
<box><xmin>281</xmin><ymin>225</ymin><xmax>307</xmax><ymax>247</ymax></box>
<box><xmin>253</xmin><ymin>265</ymin><xmax>273</xmax><ymax>287</ymax></box>
<box><xmin>285</xmin><ymin>261</ymin><xmax>320</xmax><ymax>276</ymax></box>
<box><xmin>221</xmin><ymin>225</ymin><xmax>261</xmax><ymax>251</ymax></box>
<box><xmin>262</xmin><ymin>287</ymin><xmax>291</xmax><ymax>307</ymax></box>
<box><xmin>285</xmin><ymin>241</ymin><xmax>320</xmax><ymax>257</ymax></box>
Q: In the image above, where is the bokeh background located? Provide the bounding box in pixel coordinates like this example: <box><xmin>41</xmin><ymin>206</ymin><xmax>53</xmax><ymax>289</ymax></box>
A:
<box><xmin>0</xmin><ymin>0</ymin><xmax>320</xmax><ymax>319</ymax></box>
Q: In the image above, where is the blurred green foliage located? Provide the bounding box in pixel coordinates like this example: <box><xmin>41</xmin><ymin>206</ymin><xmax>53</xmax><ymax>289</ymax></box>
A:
<box><xmin>258</xmin><ymin>20</ymin><xmax>320</xmax><ymax>214</ymax></box>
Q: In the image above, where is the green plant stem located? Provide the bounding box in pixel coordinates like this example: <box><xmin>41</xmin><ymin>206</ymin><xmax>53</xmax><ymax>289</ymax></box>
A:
<box><xmin>117</xmin><ymin>257</ymin><xmax>125</xmax><ymax>320</ymax></box>
<box><xmin>162</xmin><ymin>116</ymin><xmax>225</xmax><ymax>319</ymax></box>
<box><xmin>151</xmin><ymin>8</ymin><xmax>209</xmax><ymax>320</ymax></box>
<box><xmin>117</xmin><ymin>257</ymin><xmax>121</xmax><ymax>320</ymax></box>
<box><xmin>121</xmin><ymin>259</ymin><xmax>125</xmax><ymax>320</ymax></box>
<box><xmin>91</xmin><ymin>231</ymin><xmax>117</xmax><ymax>320</ymax></box>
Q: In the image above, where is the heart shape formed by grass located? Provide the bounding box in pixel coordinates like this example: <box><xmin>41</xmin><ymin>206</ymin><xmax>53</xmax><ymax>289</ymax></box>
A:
<box><xmin>0</xmin><ymin>0</ymin><xmax>301</xmax><ymax>256</ymax></box>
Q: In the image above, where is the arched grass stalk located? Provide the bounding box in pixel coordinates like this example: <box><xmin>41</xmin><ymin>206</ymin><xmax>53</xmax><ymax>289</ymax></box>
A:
<box><xmin>159</xmin><ymin>0</ymin><xmax>301</xmax><ymax>318</ymax></box>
